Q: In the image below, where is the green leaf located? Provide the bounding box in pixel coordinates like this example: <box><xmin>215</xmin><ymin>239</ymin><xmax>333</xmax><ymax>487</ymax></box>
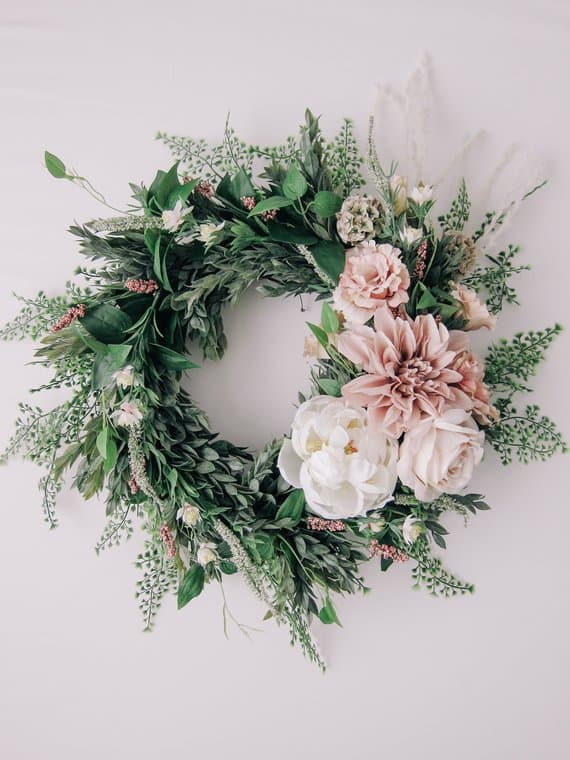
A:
<box><xmin>282</xmin><ymin>164</ymin><xmax>308</xmax><ymax>200</ymax></box>
<box><xmin>416</xmin><ymin>283</ymin><xmax>439</xmax><ymax>310</ymax></box>
<box><xmin>318</xmin><ymin>597</ymin><xmax>342</xmax><ymax>626</ymax></box>
<box><xmin>148</xmin><ymin>162</ymin><xmax>180</xmax><ymax>209</ymax></box>
<box><xmin>220</xmin><ymin>560</ymin><xmax>238</xmax><ymax>575</ymax></box>
<box><xmin>177</xmin><ymin>564</ymin><xmax>205</xmax><ymax>609</ymax></box>
<box><xmin>312</xmin><ymin>191</ymin><xmax>342</xmax><ymax>217</ymax></box>
<box><xmin>92</xmin><ymin>344</ymin><xmax>131</xmax><ymax>390</ymax></box>
<box><xmin>167</xmin><ymin>178</ymin><xmax>199</xmax><ymax>207</ymax></box>
<box><xmin>151</xmin><ymin>344</ymin><xmax>199</xmax><ymax>371</ymax></box>
<box><xmin>103</xmin><ymin>437</ymin><xmax>118</xmax><ymax>474</ymax></box>
<box><xmin>316</xmin><ymin>378</ymin><xmax>341</xmax><ymax>396</ymax></box>
<box><xmin>275</xmin><ymin>488</ymin><xmax>306</xmax><ymax>525</ymax></box>
<box><xmin>310</xmin><ymin>240</ymin><xmax>345</xmax><ymax>284</ymax></box>
<box><xmin>96</xmin><ymin>427</ymin><xmax>109</xmax><ymax>460</ymax></box>
<box><xmin>307</xmin><ymin>322</ymin><xmax>329</xmax><ymax>349</ymax></box>
<box><xmin>321</xmin><ymin>301</ymin><xmax>339</xmax><ymax>333</ymax></box>
<box><xmin>248</xmin><ymin>196</ymin><xmax>294</xmax><ymax>217</ymax></box>
<box><xmin>44</xmin><ymin>151</ymin><xmax>67</xmax><ymax>179</ymax></box>
<box><xmin>267</xmin><ymin>221</ymin><xmax>317</xmax><ymax>245</ymax></box>
<box><xmin>81</xmin><ymin>304</ymin><xmax>132</xmax><ymax>344</ymax></box>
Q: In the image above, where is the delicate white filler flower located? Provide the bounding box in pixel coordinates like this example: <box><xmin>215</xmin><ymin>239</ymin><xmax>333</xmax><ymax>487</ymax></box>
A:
<box><xmin>177</xmin><ymin>504</ymin><xmax>201</xmax><ymax>527</ymax></box>
<box><xmin>197</xmin><ymin>543</ymin><xmax>217</xmax><ymax>566</ymax></box>
<box><xmin>400</xmin><ymin>225</ymin><xmax>423</xmax><ymax>246</ymax></box>
<box><xmin>112</xmin><ymin>400</ymin><xmax>143</xmax><ymax>428</ymax></box>
<box><xmin>112</xmin><ymin>365</ymin><xmax>135</xmax><ymax>389</ymax></box>
<box><xmin>402</xmin><ymin>515</ymin><xmax>422</xmax><ymax>545</ymax></box>
<box><xmin>409</xmin><ymin>183</ymin><xmax>433</xmax><ymax>205</ymax></box>
<box><xmin>197</xmin><ymin>221</ymin><xmax>225</xmax><ymax>245</ymax></box>
<box><xmin>278</xmin><ymin>395</ymin><xmax>398</xmax><ymax>520</ymax></box>
<box><xmin>162</xmin><ymin>199</ymin><xmax>193</xmax><ymax>232</ymax></box>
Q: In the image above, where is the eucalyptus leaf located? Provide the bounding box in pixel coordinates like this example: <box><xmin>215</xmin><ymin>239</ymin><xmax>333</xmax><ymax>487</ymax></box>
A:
<box><xmin>44</xmin><ymin>151</ymin><xmax>67</xmax><ymax>179</ymax></box>
<box><xmin>275</xmin><ymin>489</ymin><xmax>305</xmax><ymax>525</ymax></box>
<box><xmin>248</xmin><ymin>196</ymin><xmax>294</xmax><ymax>217</ymax></box>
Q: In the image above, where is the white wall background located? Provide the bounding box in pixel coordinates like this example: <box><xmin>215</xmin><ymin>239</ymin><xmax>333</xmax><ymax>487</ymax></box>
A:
<box><xmin>1</xmin><ymin>1</ymin><xmax>569</xmax><ymax>758</ymax></box>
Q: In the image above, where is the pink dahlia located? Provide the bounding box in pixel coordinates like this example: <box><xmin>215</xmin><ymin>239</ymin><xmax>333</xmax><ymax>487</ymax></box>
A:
<box><xmin>333</xmin><ymin>241</ymin><xmax>410</xmax><ymax>325</ymax></box>
<box><xmin>338</xmin><ymin>308</ymin><xmax>471</xmax><ymax>438</ymax></box>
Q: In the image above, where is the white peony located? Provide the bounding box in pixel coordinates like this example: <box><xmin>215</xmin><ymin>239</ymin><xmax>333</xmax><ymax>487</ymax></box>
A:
<box><xmin>112</xmin><ymin>365</ymin><xmax>135</xmax><ymax>389</ymax></box>
<box><xmin>278</xmin><ymin>395</ymin><xmax>398</xmax><ymax>520</ymax></box>
<box><xmin>111</xmin><ymin>400</ymin><xmax>143</xmax><ymax>428</ymax></box>
<box><xmin>409</xmin><ymin>183</ymin><xmax>433</xmax><ymax>205</ymax></box>
<box><xmin>162</xmin><ymin>199</ymin><xmax>193</xmax><ymax>232</ymax></box>
<box><xmin>397</xmin><ymin>409</ymin><xmax>485</xmax><ymax>502</ymax></box>
<box><xmin>197</xmin><ymin>543</ymin><xmax>217</xmax><ymax>566</ymax></box>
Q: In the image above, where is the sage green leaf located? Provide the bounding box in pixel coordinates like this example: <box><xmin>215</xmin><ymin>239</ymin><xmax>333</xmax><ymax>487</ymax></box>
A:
<box><xmin>318</xmin><ymin>597</ymin><xmax>342</xmax><ymax>626</ymax></box>
<box><xmin>177</xmin><ymin>564</ymin><xmax>205</xmax><ymax>609</ymax></box>
<box><xmin>248</xmin><ymin>196</ymin><xmax>294</xmax><ymax>217</ymax></box>
<box><xmin>307</xmin><ymin>322</ymin><xmax>328</xmax><ymax>349</ymax></box>
<box><xmin>312</xmin><ymin>191</ymin><xmax>342</xmax><ymax>217</ymax></box>
<box><xmin>416</xmin><ymin>283</ymin><xmax>439</xmax><ymax>309</ymax></box>
<box><xmin>310</xmin><ymin>240</ymin><xmax>345</xmax><ymax>284</ymax></box>
<box><xmin>275</xmin><ymin>488</ymin><xmax>305</xmax><ymax>525</ymax></box>
<box><xmin>282</xmin><ymin>163</ymin><xmax>308</xmax><ymax>200</ymax></box>
<box><xmin>96</xmin><ymin>428</ymin><xmax>109</xmax><ymax>460</ymax></box>
<box><xmin>321</xmin><ymin>301</ymin><xmax>339</xmax><ymax>333</ymax></box>
<box><xmin>44</xmin><ymin>151</ymin><xmax>67</xmax><ymax>179</ymax></box>
<box><xmin>316</xmin><ymin>378</ymin><xmax>341</xmax><ymax>397</ymax></box>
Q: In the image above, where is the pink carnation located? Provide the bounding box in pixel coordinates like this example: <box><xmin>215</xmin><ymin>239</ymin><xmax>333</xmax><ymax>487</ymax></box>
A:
<box><xmin>338</xmin><ymin>308</ymin><xmax>471</xmax><ymax>438</ymax></box>
<box><xmin>333</xmin><ymin>241</ymin><xmax>410</xmax><ymax>324</ymax></box>
<box><xmin>450</xmin><ymin>345</ymin><xmax>499</xmax><ymax>426</ymax></box>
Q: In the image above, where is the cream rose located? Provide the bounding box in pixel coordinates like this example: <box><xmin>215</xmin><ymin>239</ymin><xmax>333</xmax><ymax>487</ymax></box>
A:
<box><xmin>390</xmin><ymin>175</ymin><xmax>408</xmax><ymax>216</ymax></box>
<box><xmin>278</xmin><ymin>395</ymin><xmax>398</xmax><ymax>520</ymax></box>
<box><xmin>450</xmin><ymin>282</ymin><xmax>496</xmax><ymax>331</ymax></box>
<box><xmin>397</xmin><ymin>409</ymin><xmax>485</xmax><ymax>502</ymax></box>
<box><xmin>333</xmin><ymin>241</ymin><xmax>410</xmax><ymax>324</ymax></box>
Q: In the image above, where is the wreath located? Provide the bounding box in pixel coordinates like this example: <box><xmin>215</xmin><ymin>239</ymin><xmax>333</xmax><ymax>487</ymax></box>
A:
<box><xmin>2</xmin><ymin>108</ymin><xmax>566</xmax><ymax>670</ymax></box>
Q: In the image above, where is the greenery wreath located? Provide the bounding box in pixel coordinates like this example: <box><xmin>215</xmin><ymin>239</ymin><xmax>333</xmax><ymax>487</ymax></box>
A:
<box><xmin>2</xmin><ymin>109</ymin><xmax>566</xmax><ymax>670</ymax></box>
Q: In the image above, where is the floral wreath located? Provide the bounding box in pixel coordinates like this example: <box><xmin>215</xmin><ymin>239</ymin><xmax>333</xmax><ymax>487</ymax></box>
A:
<box><xmin>2</xmin><ymin>106</ymin><xmax>566</xmax><ymax>670</ymax></box>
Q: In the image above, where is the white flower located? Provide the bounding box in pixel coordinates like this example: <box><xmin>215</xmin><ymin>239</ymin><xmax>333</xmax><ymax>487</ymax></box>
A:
<box><xmin>362</xmin><ymin>517</ymin><xmax>386</xmax><ymax>533</ymax></box>
<box><xmin>197</xmin><ymin>543</ymin><xmax>217</xmax><ymax>566</ymax></box>
<box><xmin>400</xmin><ymin>225</ymin><xmax>423</xmax><ymax>247</ymax></box>
<box><xmin>197</xmin><ymin>221</ymin><xmax>225</xmax><ymax>246</ymax></box>
<box><xmin>390</xmin><ymin>175</ymin><xmax>408</xmax><ymax>216</ymax></box>
<box><xmin>112</xmin><ymin>365</ymin><xmax>135</xmax><ymax>389</ymax></box>
<box><xmin>402</xmin><ymin>515</ymin><xmax>422</xmax><ymax>545</ymax></box>
<box><xmin>111</xmin><ymin>400</ymin><xmax>143</xmax><ymax>428</ymax></box>
<box><xmin>161</xmin><ymin>199</ymin><xmax>193</xmax><ymax>232</ymax></box>
<box><xmin>177</xmin><ymin>504</ymin><xmax>201</xmax><ymax>527</ymax></box>
<box><xmin>397</xmin><ymin>409</ymin><xmax>485</xmax><ymax>502</ymax></box>
<box><xmin>278</xmin><ymin>395</ymin><xmax>398</xmax><ymax>520</ymax></box>
<box><xmin>409</xmin><ymin>183</ymin><xmax>433</xmax><ymax>205</ymax></box>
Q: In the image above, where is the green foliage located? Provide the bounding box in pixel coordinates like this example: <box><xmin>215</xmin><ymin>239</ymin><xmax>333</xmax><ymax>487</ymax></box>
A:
<box><xmin>486</xmin><ymin>400</ymin><xmax>567</xmax><ymax>465</ymax></box>
<box><xmin>485</xmin><ymin>325</ymin><xmax>563</xmax><ymax>397</ymax></box>
<box><xmin>177</xmin><ymin>564</ymin><xmax>205</xmax><ymax>609</ymax></box>
<box><xmin>324</xmin><ymin>118</ymin><xmax>365</xmax><ymax>194</ymax></box>
<box><xmin>407</xmin><ymin>538</ymin><xmax>474</xmax><ymax>597</ymax></box>
<box><xmin>464</xmin><ymin>245</ymin><xmax>530</xmax><ymax>314</ymax></box>
<box><xmin>95</xmin><ymin>502</ymin><xmax>134</xmax><ymax>554</ymax></box>
<box><xmin>135</xmin><ymin>539</ymin><xmax>177</xmax><ymax>631</ymax></box>
<box><xmin>438</xmin><ymin>179</ymin><xmax>471</xmax><ymax>232</ymax></box>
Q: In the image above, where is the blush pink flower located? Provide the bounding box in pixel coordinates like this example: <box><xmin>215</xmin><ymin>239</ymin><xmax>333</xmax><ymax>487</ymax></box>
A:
<box><xmin>337</xmin><ymin>308</ymin><xmax>471</xmax><ymax>438</ymax></box>
<box><xmin>450</xmin><ymin>282</ymin><xmax>496</xmax><ymax>331</ymax></box>
<box><xmin>333</xmin><ymin>241</ymin><xmax>410</xmax><ymax>324</ymax></box>
<box><xmin>450</xmin><ymin>346</ymin><xmax>499</xmax><ymax>426</ymax></box>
